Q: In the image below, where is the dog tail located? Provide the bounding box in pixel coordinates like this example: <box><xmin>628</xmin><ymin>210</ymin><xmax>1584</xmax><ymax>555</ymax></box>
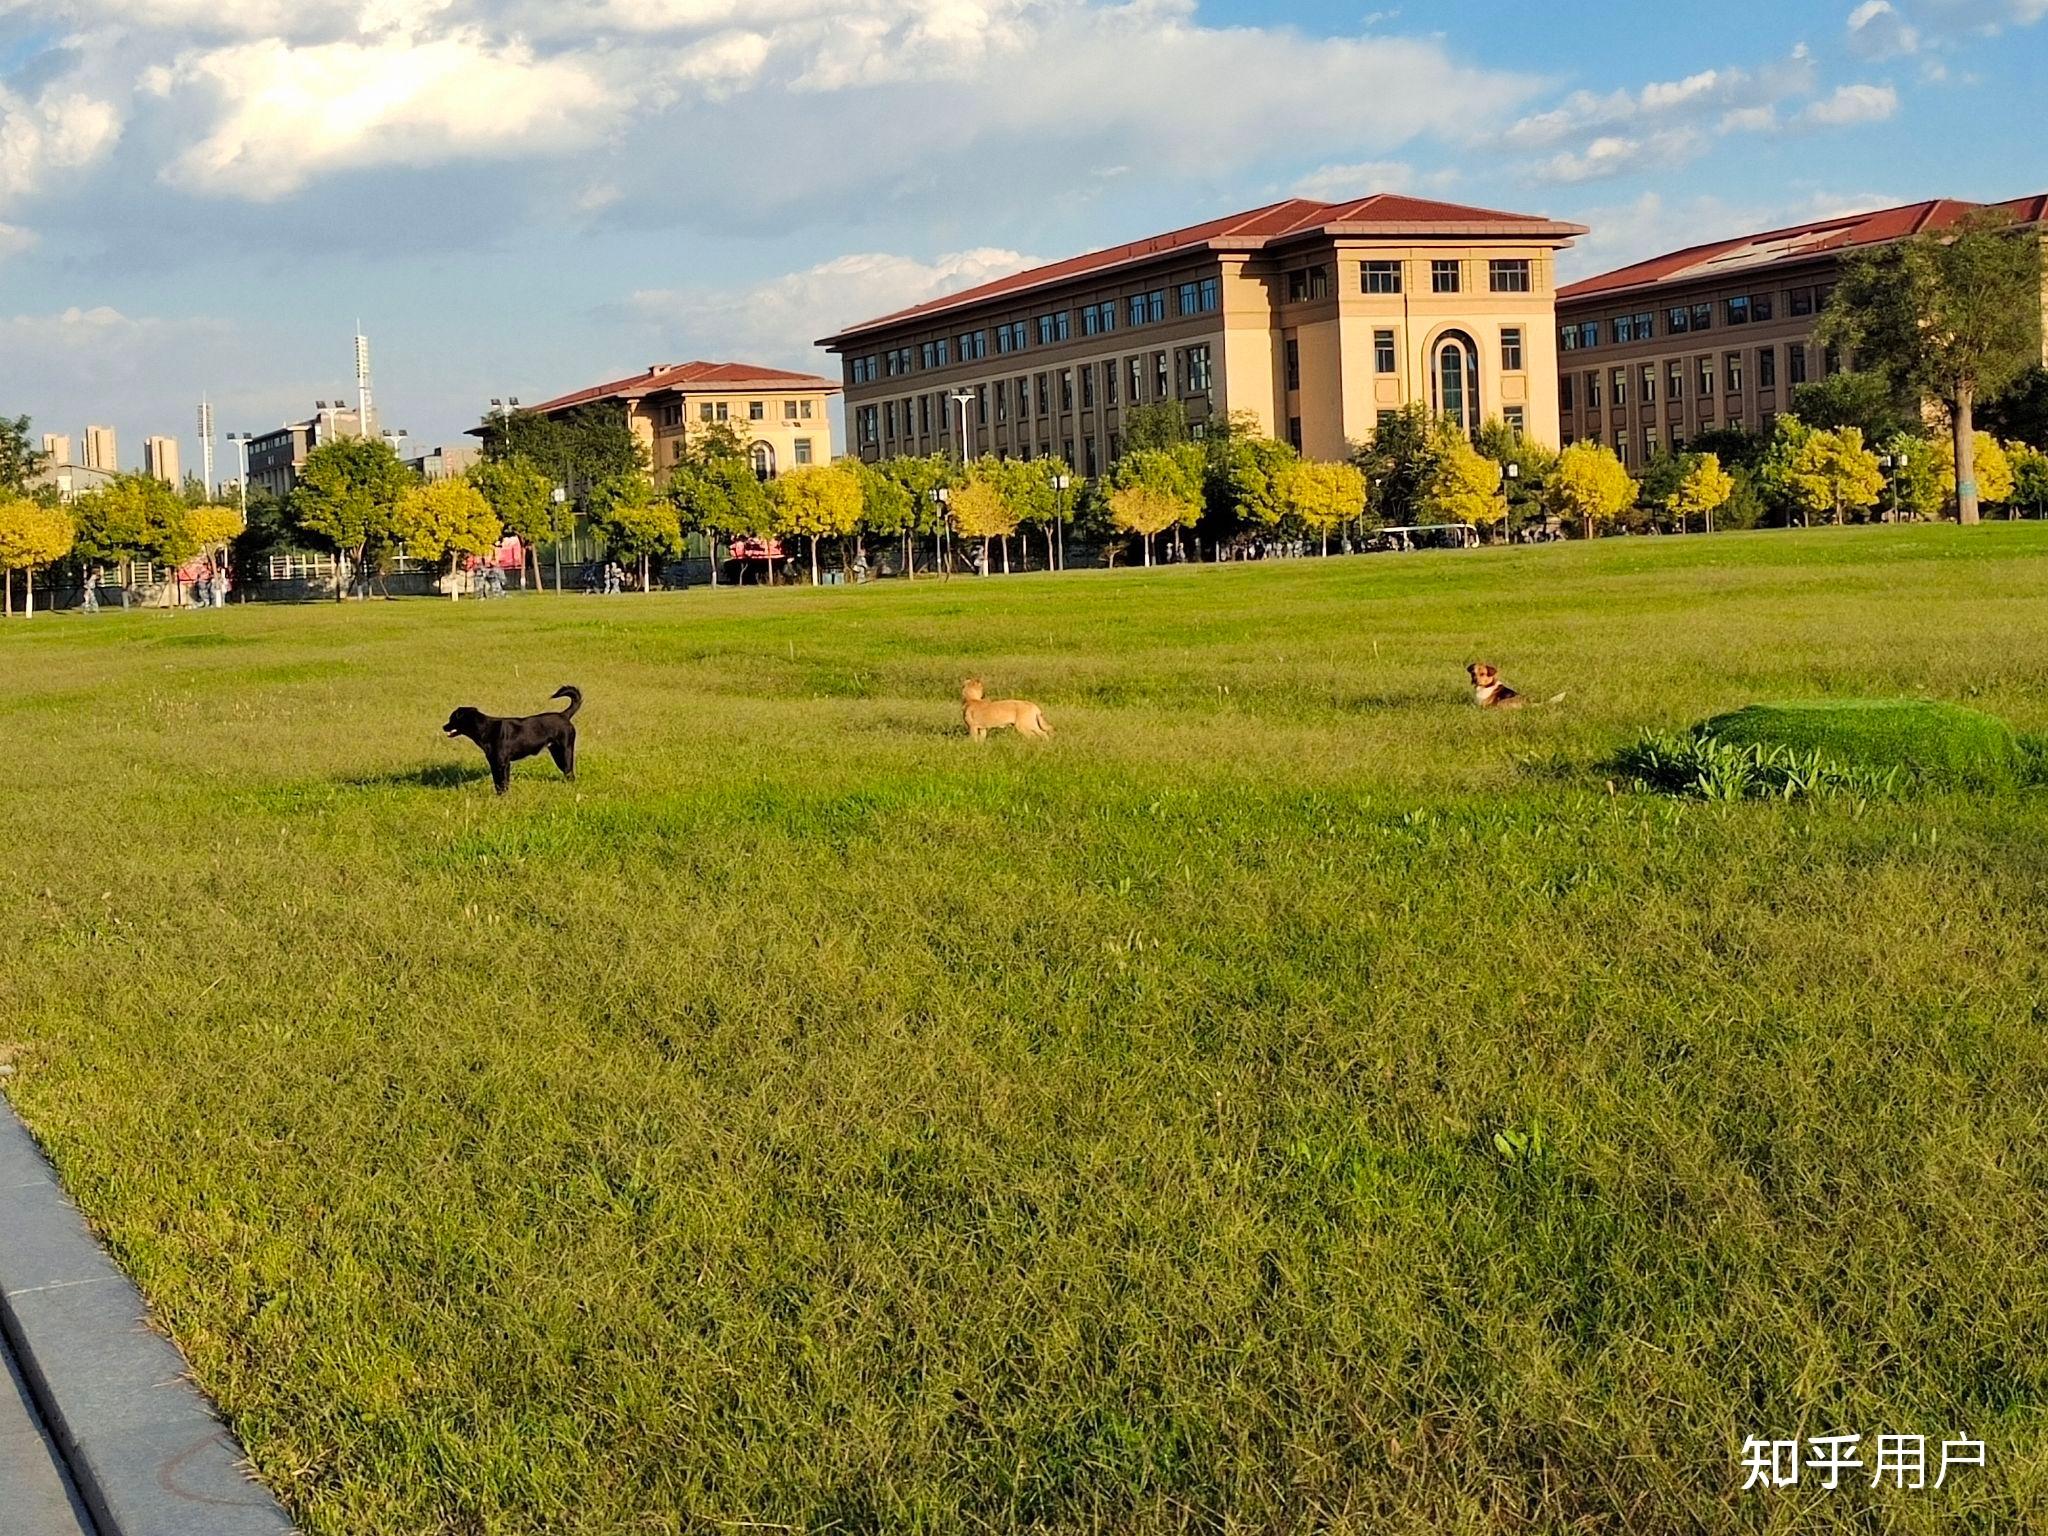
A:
<box><xmin>1034</xmin><ymin>707</ymin><xmax>1052</xmax><ymax>737</ymax></box>
<box><xmin>1543</xmin><ymin>691</ymin><xmax>1568</xmax><ymax>706</ymax></box>
<box><xmin>552</xmin><ymin>685</ymin><xmax>583</xmax><ymax>718</ymax></box>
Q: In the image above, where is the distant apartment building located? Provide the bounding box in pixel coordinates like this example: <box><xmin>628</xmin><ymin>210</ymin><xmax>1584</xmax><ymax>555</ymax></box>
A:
<box><xmin>41</xmin><ymin>433</ymin><xmax>71</xmax><ymax>466</ymax></box>
<box><xmin>82</xmin><ymin>425</ymin><xmax>117</xmax><ymax>472</ymax></box>
<box><xmin>30</xmin><ymin>463</ymin><xmax>116</xmax><ymax>502</ymax></box>
<box><xmin>1554</xmin><ymin>193</ymin><xmax>2048</xmax><ymax>464</ymax></box>
<box><xmin>144</xmin><ymin>435</ymin><xmax>182</xmax><ymax>485</ymax></box>
<box><xmin>245</xmin><ymin>404</ymin><xmax>363</xmax><ymax>502</ymax></box>
<box><xmin>818</xmin><ymin>194</ymin><xmax>1587</xmax><ymax>471</ymax></box>
<box><xmin>406</xmin><ymin>444</ymin><xmax>480</xmax><ymax>481</ymax></box>
<box><xmin>503</xmin><ymin>361</ymin><xmax>840</xmax><ymax>486</ymax></box>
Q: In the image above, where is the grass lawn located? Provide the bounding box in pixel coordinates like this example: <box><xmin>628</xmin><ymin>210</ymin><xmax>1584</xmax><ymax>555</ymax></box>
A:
<box><xmin>5</xmin><ymin>524</ymin><xmax>2048</xmax><ymax>1533</ymax></box>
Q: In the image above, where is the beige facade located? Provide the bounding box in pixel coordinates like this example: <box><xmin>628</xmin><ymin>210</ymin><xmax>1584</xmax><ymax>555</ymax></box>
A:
<box><xmin>83</xmin><ymin>425</ymin><xmax>116</xmax><ymax>472</ymax></box>
<box><xmin>1555</xmin><ymin>193</ymin><xmax>2048</xmax><ymax>465</ymax></box>
<box><xmin>144</xmin><ymin>435</ymin><xmax>181</xmax><ymax>485</ymax></box>
<box><xmin>512</xmin><ymin>362</ymin><xmax>839</xmax><ymax>488</ymax></box>
<box><xmin>41</xmin><ymin>433</ymin><xmax>71</xmax><ymax>466</ymax></box>
<box><xmin>819</xmin><ymin>195</ymin><xmax>1585</xmax><ymax>473</ymax></box>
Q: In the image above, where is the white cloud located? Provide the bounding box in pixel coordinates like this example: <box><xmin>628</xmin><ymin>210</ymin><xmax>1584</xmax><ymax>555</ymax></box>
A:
<box><xmin>1288</xmin><ymin>160</ymin><xmax>1456</xmax><ymax>200</ymax></box>
<box><xmin>0</xmin><ymin>222</ymin><xmax>37</xmax><ymax>259</ymax></box>
<box><xmin>0</xmin><ymin>85</ymin><xmax>124</xmax><ymax>211</ymax></box>
<box><xmin>624</xmin><ymin>248</ymin><xmax>1041</xmax><ymax>369</ymax></box>
<box><xmin>1848</xmin><ymin>0</ymin><xmax>1922</xmax><ymax>56</ymax></box>
<box><xmin>148</xmin><ymin>30</ymin><xmax>619</xmax><ymax>197</ymax></box>
<box><xmin>1799</xmin><ymin>82</ymin><xmax>1899</xmax><ymax>124</ymax></box>
<box><xmin>1505</xmin><ymin>49</ymin><xmax>1816</xmax><ymax>150</ymax></box>
<box><xmin>1530</xmin><ymin>129</ymin><xmax>1705</xmax><ymax>186</ymax></box>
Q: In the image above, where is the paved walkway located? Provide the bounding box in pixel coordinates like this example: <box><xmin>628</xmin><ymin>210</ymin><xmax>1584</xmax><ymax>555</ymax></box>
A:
<box><xmin>0</xmin><ymin>1324</ymin><xmax>96</xmax><ymax>1536</ymax></box>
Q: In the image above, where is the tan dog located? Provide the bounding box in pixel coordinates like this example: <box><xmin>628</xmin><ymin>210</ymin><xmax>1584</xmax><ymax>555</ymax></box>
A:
<box><xmin>1468</xmin><ymin>662</ymin><xmax>1565</xmax><ymax>709</ymax></box>
<box><xmin>961</xmin><ymin>678</ymin><xmax>1051</xmax><ymax>742</ymax></box>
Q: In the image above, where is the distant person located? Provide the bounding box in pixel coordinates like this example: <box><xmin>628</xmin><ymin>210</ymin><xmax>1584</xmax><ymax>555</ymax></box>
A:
<box><xmin>211</xmin><ymin>565</ymin><xmax>228</xmax><ymax>608</ymax></box>
<box><xmin>82</xmin><ymin>568</ymin><xmax>100</xmax><ymax>614</ymax></box>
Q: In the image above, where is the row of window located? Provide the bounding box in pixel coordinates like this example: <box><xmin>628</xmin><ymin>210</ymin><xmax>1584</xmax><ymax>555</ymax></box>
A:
<box><xmin>1559</xmin><ymin>342</ymin><xmax>1837</xmax><ymax>413</ymax></box>
<box><xmin>1356</xmin><ymin>258</ymin><xmax>1530</xmax><ymax>297</ymax></box>
<box><xmin>857</xmin><ymin>346</ymin><xmax>1214</xmax><ymax>445</ymax></box>
<box><xmin>851</xmin><ymin>404</ymin><xmax>1152</xmax><ymax>478</ymax></box>
<box><xmin>660</xmin><ymin>397</ymin><xmax>818</xmax><ymax>427</ymax></box>
<box><xmin>1561</xmin><ymin>283</ymin><xmax>1835</xmax><ymax>353</ymax></box>
<box><xmin>1562</xmin><ymin>422</ymin><xmax>1781</xmax><ymax>465</ymax></box>
<box><xmin>1277</xmin><ymin>326</ymin><xmax>1525</xmax><ymax>390</ymax></box>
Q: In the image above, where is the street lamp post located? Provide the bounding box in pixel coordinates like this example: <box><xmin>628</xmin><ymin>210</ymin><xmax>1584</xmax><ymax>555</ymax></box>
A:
<box><xmin>1504</xmin><ymin>461</ymin><xmax>1520</xmax><ymax>540</ymax></box>
<box><xmin>224</xmin><ymin>433</ymin><xmax>251</xmax><ymax>520</ymax></box>
<box><xmin>929</xmin><ymin>486</ymin><xmax>951</xmax><ymax>578</ymax></box>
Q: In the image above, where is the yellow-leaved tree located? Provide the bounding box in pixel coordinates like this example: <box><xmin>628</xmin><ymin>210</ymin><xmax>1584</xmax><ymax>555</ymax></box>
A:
<box><xmin>186</xmin><ymin>504</ymin><xmax>244</xmax><ymax>588</ymax></box>
<box><xmin>1666</xmin><ymin>453</ymin><xmax>1735</xmax><ymax>533</ymax></box>
<box><xmin>1542</xmin><ymin>442</ymin><xmax>1636</xmax><ymax>540</ymax></box>
<box><xmin>392</xmin><ymin>479</ymin><xmax>504</xmax><ymax>599</ymax></box>
<box><xmin>1784</xmin><ymin>426</ymin><xmax>1884</xmax><ymax>525</ymax></box>
<box><xmin>1930</xmin><ymin>430</ymin><xmax>2015</xmax><ymax>517</ymax></box>
<box><xmin>0</xmin><ymin>498</ymin><xmax>74</xmax><ymax>617</ymax></box>
<box><xmin>1107</xmin><ymin>484</ymin><xmax>1188</xmax><ymax>566</ymax></box>
<box><xmin>771</xmin><ymin>463</ymin><xmax>865</xmax><ymax>584</ymax></box>
<box><xmin>1283</xmin><ymin>459</ymin><xmax>1368</xmax><ymax>554</ymax></box>
<box><xmin>1420</xmin><ymin>433</ymin><xmax>1506</xmax><ymax>540</ymax></box>
<box><xmin>944</xmin><ymin>476</ymin><xmax>1018</xmax><ymax>575</ymax></box>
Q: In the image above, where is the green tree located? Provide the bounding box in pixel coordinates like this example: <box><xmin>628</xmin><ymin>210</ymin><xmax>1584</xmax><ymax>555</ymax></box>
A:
<box><xmin>1354</xmin><ymin>403</ymin><xmax>1443</xmax><ymax>525</ymax></box>
<box><xmin>1214</xmin><ymin>434</ymin><xmax>1298</xmax><ymax>531</ymax></box>
<box><xmin>674</xmin><ymin>457</ymin><xmax>771</xmax><ymax>584</ymax></box>
<box><xmin>287</xmin><ymin>436</ymin><xmax>414</xmax><ymax>599</ymax></box>
<box><xmin>72</xmin><ymin>473</ymin><xmax>198</xmax><ymax>590</ymax></box>
<box><xmin>392</xmin><ymin>478</ymin><xmax>504</xmax><ymax>599</ymax></box>
<box><xmin>1281</xmin><ymin>459</ymin><xmax>1368</xmax><ymax>552</ymax></box>
<box><xmin>2008</xmin><ymin>440</ymin><xmax>2048</xmax><ymax>518</ymax></box>
<box><xmin>1787</xmin><ymin>371</ymin><xmax>1917</xmax><ymax>442</ymax></box>
<box><xmin>587</xmin><ymin>473</ymin><xmax>680</xmax><ymax>590</ymax></box>
<box><xmin>1981</xmin><ymin>365</ymin><xmax>2048</xmax><ymax>450</ymax></box>
<box><xmin>771</xmin><ymin>463</ymin><xmax>865</xmax><ymax>584</ymax></box>
<box><xmin>1107</xmin><ymin>484</ymin><xmax>1187</xmax><ymax>566</ymax></box>
<box><xmin>1123</xmin><ymin>401</ymin><xmax>1193</xmax><ymax>452</ymax></box>
<box><xmin>852</xmin><ymin>460</ymin><xmax>915</xmax><ymax>574</ymax></box>
<box><xmin>470</xmin><ymin>458</ymin><xmax>567</xmax><ymax>590</ymax></box>
<box><xmin>1543</xmin><ymin>441</ymin><xmax>1635</xmax><ymax>539</ymax></box>
<box><xmin>481</xmin><ymin>405</ymin><xmax>648</xmax><ymax>511</ymax></box>
<box><xmin>947</xmin><ymin>476</ymin><xmax>1018</xmax><ymax>574</ymax></box>
<box><xmin>1477</xmin><ymin>419</ymin><xmax>1555</xmax><ymax>535</ymax></box>
<box><xmin>1874</xmin><ymin>432</ymin><xmax>1940</xmax><ymax>521</ymax></box>
<box><xmin>1419</xmin><ymin>431</ymin><xmax>1505</xmax><ymax>540</ymax></box>
<box><xmin>1782</xmin><ymin>425</ymin><xmax>1884</xmax><ymax>525</ymax></box>
<box><xmin>1820</xmin><ymin>207</ymin><xmax>2044</xmax><ymax>523</ymax></box>
<box><xmin>0</xmin><ymin>415</ymin><xmax>47</xmax><ymax>498</ymax></box>
<box><xmin>186</xmin><ymin>504</ymin><xmax>245</xmax><ymax>582</ymax></box>
<box><xmin>1666</xmin><ymin>453</ymin><xmax>1735</xmax><ymax>533</ymax></box>
<box><xmin>985</xmin><ymin>455</ymin><xmax>1071</xmax><ymax>571</ymax></box>
<box><xmin>0</xmin><ymin>497</ymin><xmax>73</xmax><ymax>616</ymax></box>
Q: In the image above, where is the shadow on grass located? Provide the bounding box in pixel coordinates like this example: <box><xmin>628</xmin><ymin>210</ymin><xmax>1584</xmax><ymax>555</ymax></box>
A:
<box><xmin>347</xmin><ymin>761</ymin><xmax>491</xmax><ymax>790</ymax></box>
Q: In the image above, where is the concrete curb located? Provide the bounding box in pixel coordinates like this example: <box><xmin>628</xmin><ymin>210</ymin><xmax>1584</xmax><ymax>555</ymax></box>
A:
<box><xmin>0</xmin><ymin>1098</ymin><xmax>295</xmax><ymax>1535</ymax></box>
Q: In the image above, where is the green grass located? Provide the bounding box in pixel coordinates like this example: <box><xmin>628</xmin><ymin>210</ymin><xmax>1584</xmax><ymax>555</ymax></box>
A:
<box><xmin>6</xmin><ymin>525</ymin><xmax>2048</xmax><ymax>1533</ymax></box>
<box><xmin>1703</xmin><ymin>698</ymin><xmax>2034</xmax><ymax>789</ymax></box>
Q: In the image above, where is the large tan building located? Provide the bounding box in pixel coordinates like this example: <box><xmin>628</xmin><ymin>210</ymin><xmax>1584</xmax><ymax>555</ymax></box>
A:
<box><xmin>82</xmin><ymin>424</ymin><xmax>117</xmax><ymax>472</ymax></box>
<box><xmin>516</xmin><ymin>361</ymin><xmax>840</xmax><ymax>486</ymax></box>
<box><xmin>144</xmin><ymin>435</ymin><xmax>181</xmax><ymax>485</ymax></box>
<box><xmin>818</xmin><ymin>194</ymin><xmax>1586</xmax><ymax>471</ymax></box>
<box><xmin>1554</xmin><ymin>193</ymin><xmax>2048</xmax><ymax>464</ymax></box>
<box><xmin>246</xmin><ymin>404</ymin><xmax>362</xmax><ymax>502</ymax></box>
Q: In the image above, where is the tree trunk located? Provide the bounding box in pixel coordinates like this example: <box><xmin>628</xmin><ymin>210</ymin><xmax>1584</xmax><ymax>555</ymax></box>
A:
<box><xmin>1144</xmin><ymin>534</ymin><xmax>1153</xmax><ymax>567</ymax></box>
<box><xmin>554</xmin><ymin>543</ymin><xmax>562</xmax><ymax>592</ymax></box>
<box><xmin>449</xmin><ymin>556</ymin><xmax>460</xmax><ymax>599</ymax></box>
<box><xmin>1045</xmin><ymin>526</ymin><xmax>1055</xmax><ymax>570</ymax></box>
<box><xmin>3</xmin><ymin>569</ymin><xmax>10</xmax><ymax>617</ymax></box>
<box><xmin>1321</xmin><ymin>529</ymin><xmax>1329</xmax><ymax>556</ymax></box>
<box><xmin>1954</xmin><ymin>385</ymin><xmax>1980</xmax><ymax>525</ymax></box>
<box><xmin>811</xmin><ymin>535</ymin><xmax>819</xmax><ymax>587</ymax></box>
<box><xmin>641</xmin><ymin>553</ymin><xmax>650</xmax><ymax>591</ymax></box>
<box><xmin>1002</xmin><ymin>536</ymin><xmax>1010</xmax><ymax>574</ymax></box>
<box><xmin>24</xmin><ymin>565</ymin><xmax>32</xmax><ymax>617</ymax></box>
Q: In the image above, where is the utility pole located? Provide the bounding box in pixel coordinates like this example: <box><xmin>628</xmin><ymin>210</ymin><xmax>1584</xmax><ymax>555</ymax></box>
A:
<box><xmin>197</xmin><ymin>397</ymin><xmax>216</xmax><ymax>497</ymax></box>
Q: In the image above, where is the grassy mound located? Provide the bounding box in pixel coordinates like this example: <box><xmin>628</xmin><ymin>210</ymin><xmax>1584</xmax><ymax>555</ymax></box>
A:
<box><xmin>1621</xmin><ymin>698</ymin><xmax>2040</xmax><ymax>798</ymax></box>
<box><xmin>1703</xmin><ymin>698</ymin><xmax>2030</xmax><ymax>789</ymax></box>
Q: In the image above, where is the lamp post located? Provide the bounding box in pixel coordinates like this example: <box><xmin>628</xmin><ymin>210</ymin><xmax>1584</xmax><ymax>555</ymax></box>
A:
<box><xmin>1504</xmin><ymin>460</ymin><xmax>1520</xmax><ymax>541</ymax></box>
<box><xmin>1052</xmin><ymin>472</ymin><xmax>1071</xmax><ymax>571</ymax></box>
<box><xmin>951</xmin><ymin>391</ymin><xmax>976</xmax><ymax>467</ymax></box>
<box><xmin>224</xmin><ymin>433</ymin><xmax>251</xmax><ymax>520</ymax></box>
<box><xmin>1879</xmin><ymin>448</ymin><xmax>1907</xmax><ymax>523</ymax></box>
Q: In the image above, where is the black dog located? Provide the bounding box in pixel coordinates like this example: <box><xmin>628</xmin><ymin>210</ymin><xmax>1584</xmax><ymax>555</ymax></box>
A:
<box><xmin>442</xmin><ymin>686</ymin><xmax>581</xmax><ymax>794</ymax></box>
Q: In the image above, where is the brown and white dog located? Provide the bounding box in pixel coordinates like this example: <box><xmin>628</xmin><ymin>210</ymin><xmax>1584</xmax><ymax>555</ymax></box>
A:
<box><xmin>961</xmin><ymin>679</ymin><xmax>1051</xmax><ymax>742</ymax></box>
<box><xmin>1468</xmin><ymin>663</ymin><xmax>1564</xmax><ymax>709</ymax></box>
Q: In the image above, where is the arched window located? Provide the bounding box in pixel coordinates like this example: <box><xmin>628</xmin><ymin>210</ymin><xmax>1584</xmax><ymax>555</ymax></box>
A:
<box><xmin>750</xmin><ymin>443</ymin><xmax>775</xmax><ymax>481</ymax></box>
<box><xmin>1432</xmin><ymin>331</ymin><xmax>1481</xmax><ymax>435</ymax></box>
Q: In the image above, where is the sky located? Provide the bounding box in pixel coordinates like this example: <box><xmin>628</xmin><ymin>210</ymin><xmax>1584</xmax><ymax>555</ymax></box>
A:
<box><xmin>1</xmin><ymin>0</ymin><xmax>2044</xmax><ymax>476</ymax></box>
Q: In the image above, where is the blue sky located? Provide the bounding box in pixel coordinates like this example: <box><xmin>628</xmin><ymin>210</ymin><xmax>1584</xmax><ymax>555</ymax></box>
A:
<box><xmin>1</xmin><ymin>0</ymin><xmax>2043</xmax><ymax>473</ymax></box>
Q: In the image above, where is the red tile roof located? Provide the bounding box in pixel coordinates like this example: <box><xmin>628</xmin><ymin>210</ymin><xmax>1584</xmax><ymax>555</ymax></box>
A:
<box><xmin>819</xmin><ymin>194</ymin><xmax>1587</xmax><ymax>346</ymax></box>
<box><xmin>527</xmin><ymin>360</ymin><xmax>840</xmax><ymax>416</ymax></box>
<box><xmin>1558</xmin><ymin>193</ymin><xmax>2048</xmax><ymax>303</ymax></box>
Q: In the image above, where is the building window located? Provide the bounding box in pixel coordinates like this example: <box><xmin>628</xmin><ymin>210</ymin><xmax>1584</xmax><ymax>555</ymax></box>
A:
<box><xmin>1788</xmin><ymin>343</ymin><xmax>1808</xmax><ymax>384</ymax></box>
<box><xmin>976</xmin><ymin>384</ymin><xmax>988</xmax><ymax>424</ymax></box>
<box><xmin>751</xmin><ymin>443</ymin><xmax>774</xmax><ymax>479</ymax></box>
<box><xmin>850</xmin><ymin>356</ymin><xmax>877</xmax><ymax>384</ymax></box>
<box><xmin>1129</xmin><ymin>289</ymin><xmax>1166</xmax><ymax>326</ymax></box>
<box><xmin>1128</xmin><ymin>356</ymin><xmax>1144</xmax><ymax>402</ymax></box>
<box><xmin>1758</xmin><ymin>347</ymin><xmax>1776</xmax><ymax>389</ymax></box>
<box><xmin>782</xmin><ymin>400</ymin><xmax>798</xmax><ymax>421</ymax></box>
<box><xmin>1036</xmin><ymin>311</ymin><xmax>1070</xmax><ymax>345</ymax></box>
<box><xmin>1154</xmin><ymin>351</ymin><xmax>1169</xmax><ymax>399</ymax></box>
<box><xmin>1579</xmin><ymin>321</ymin><xmax>1599</xmax><ymax>350</ymax></box>
<box><xmin>959</xmin><ymin>330</ymin><xmax>987</xmax><ymax>360</ymax></box>
<box><xmin>1640</xmin><ymin>364</ymin><xmax>1655</xmax><ymax>404</ymax></box>
<box><xmin>749</xmin><ymin>400</ymin><xmax>765</xmax><ymax>421</ymax></box>
<box><xmin>1726</xmin><ymin>296</ymin><xmax>1750</xmax><ymax>326</ymax></box>
<box><xmin>1501</xmin><ymin>327</ymin><xmax>1523</xmax><ymax>371</ymax></box>
<box><xmin>995</xmin><ymin>381</ymin><xmax>1008</xmax><ymax>422</ymax></box>
<box><xmin>1789</xmin><ymin>287</ymin><xmax>1813</xmax><ymax>317</ymax></box>
<box><xmin>1374</xmin><ymin>329</ymin><xmax>1396</xmax><ymax>374</ymax></box>
<box><xmin>1668</xmin><ymin>360</ymin><xmax>1684</xmax><ymax>401</ymax></box>
<box><xmin>699</xmin><ymin>403</ymin><xmax>715</xmax><ymax>422</ymax></box>
<box><xmin>660</xmin><ymin>403</ymin><xmax>682</xmax><ymax>428</ymax></box>
<box><xmin>858</xmin><ymin>406</ymin><xmax>878</xmax><ymax>444</ymax></box>
<box><xmin>1560</xmin><ymin>374</ymin><xmax>1574</xmax><ymax>410</ymax></box>
<box><xmin>1434</xmin><ymin>333</ymin><xmax>1478</xmax><ymax>431</ymax></box>
<box><xmin>1081</xmin><ymin>367</ymin><xmax>1095</xmax><ymax>408</ymax></box>
<box><xmin>1643</xmin><ymin>427</ymin><xmax>1658</xmax><ymax>461</ymax></box>
<box><xmin>1667</xmin><ymin>306</ymin><xmax>1690</xmax><ymax>335</ymax></box>
<box><xmin>1752</xmin><ymin>293</ymin><xmax>1773</xmax><ymax>322</ymax></box>
<box><xmin>1489</xmin><ymin>259</ymin><xmax>1531</xmax><ymax>293</ymax></box>
<box><xmin>1081</xmin><ymin>301</ymin><xmax>1117</xmax><ymax>336</ymax></box>
<box><xmin>1697</xmin><ymin>356</ymin><xmax>1714</xmax><ymax>396</ymax></box>
<box><xmin>1691</xmin><ymin>302</ymin><xmax>1713</xmax><ymax>332</ymax></box>
<box><xmin>1104</xmin><ymin>365</ymin><xmax>1117</xmax><ymax>405</ymax></box>
<box><xmin>1503</xmin><ymin>405</ymin><xmax>1525</xmax><ymax>440</ymax></box>
<box><xmin>1287</xmin><ymin>416</ymin><xmax>1303</xmax><ymax>450</ymax></box>
<box><xmin>919</xmin><ymin>396</ymin><xmax>931</xmax><ymax>435</ymax></box>
<box><xmin>884</xmin><ymin>401</ymin><xmax>897</xmax><ymax>438</ymax></box>
<box><xmin>1560</xmin><ymin>324</ymin><xmax>1579</xmax><ymax>352</ymax></box>
<box><xmin>919</xmin><ymin>341</ymin><xmax>949</xmax><ymax>369</ymax></box>
<box><xmin>1431</xmin><ymin>260</ymin><xmax>1461</xmax><ymax>293</ymax></box>
<box><xmin>1726</xmin><ymin>352</ymin><xmax>1743</xmax><ymax>394</ymax></box>
<box><xmin>1285</xmin><ymin>338</ymin><xmax>1301</xmax><ymax>390</ymax></box>
<box><xmin>1611</xmin><ymin>368</ymin><xmax>1626</xmax><ymax>407</ymax></box>
<box><xmin>1187</xmin><ymin>344</ymin><xmax>1212</xmax><ymax>394</ymax></box>
<box><xmin>1585</xmin><ymin>370</ymin><xmax>1599</xmax><ymax>404</ymax></box>
<box><xmin>1178</xmin><ymin>277</ymin><xmax>1220</xmax><ymax>315</ymax></box>
<box><xmin>1287</xmin><ymin>267</ymin><xmax>1329</xmax><ymax>302</ymax></box>
<box><xmin>1824</xmin><ymin>343</ymin><xmax>1842</xmax><ymax>376</ymax></box>
<box><xmin>1059</xmin><ymin>369</ymin><xmax>1074</xmax><ymax>411</ymax></box>
<box><xmin>794</xmin><ymin>438</ymin><xmax>813</xmax><ymax>465</ymax></box>
<box><xmin>1362</xmin><ymin>260</ymin><xmax>1402</xmax><ymax>294</ymax></box>
<box><xmin>1615</xmin><ymin>436</ymin><xmax>1628</xmax><ymax>467</ymax></box>
<box><xmin>886</xmin><ymin>347</ymin><xmax>913</xmax><ymax>376</ymax></box>
<box><xmin>1036</xmin><ymin>375</ymin><xmax>1050</xmax><ymax>416</ymax></box>
<box><xmin>996</xmin><ymin>321</ymin><xmax>1028</xmax><ymax>354</ymax></box>
<box><xmin>1016</xmin><ymin>376</ymin><xmax>1031</xmax><ymax>417</ymax></box>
